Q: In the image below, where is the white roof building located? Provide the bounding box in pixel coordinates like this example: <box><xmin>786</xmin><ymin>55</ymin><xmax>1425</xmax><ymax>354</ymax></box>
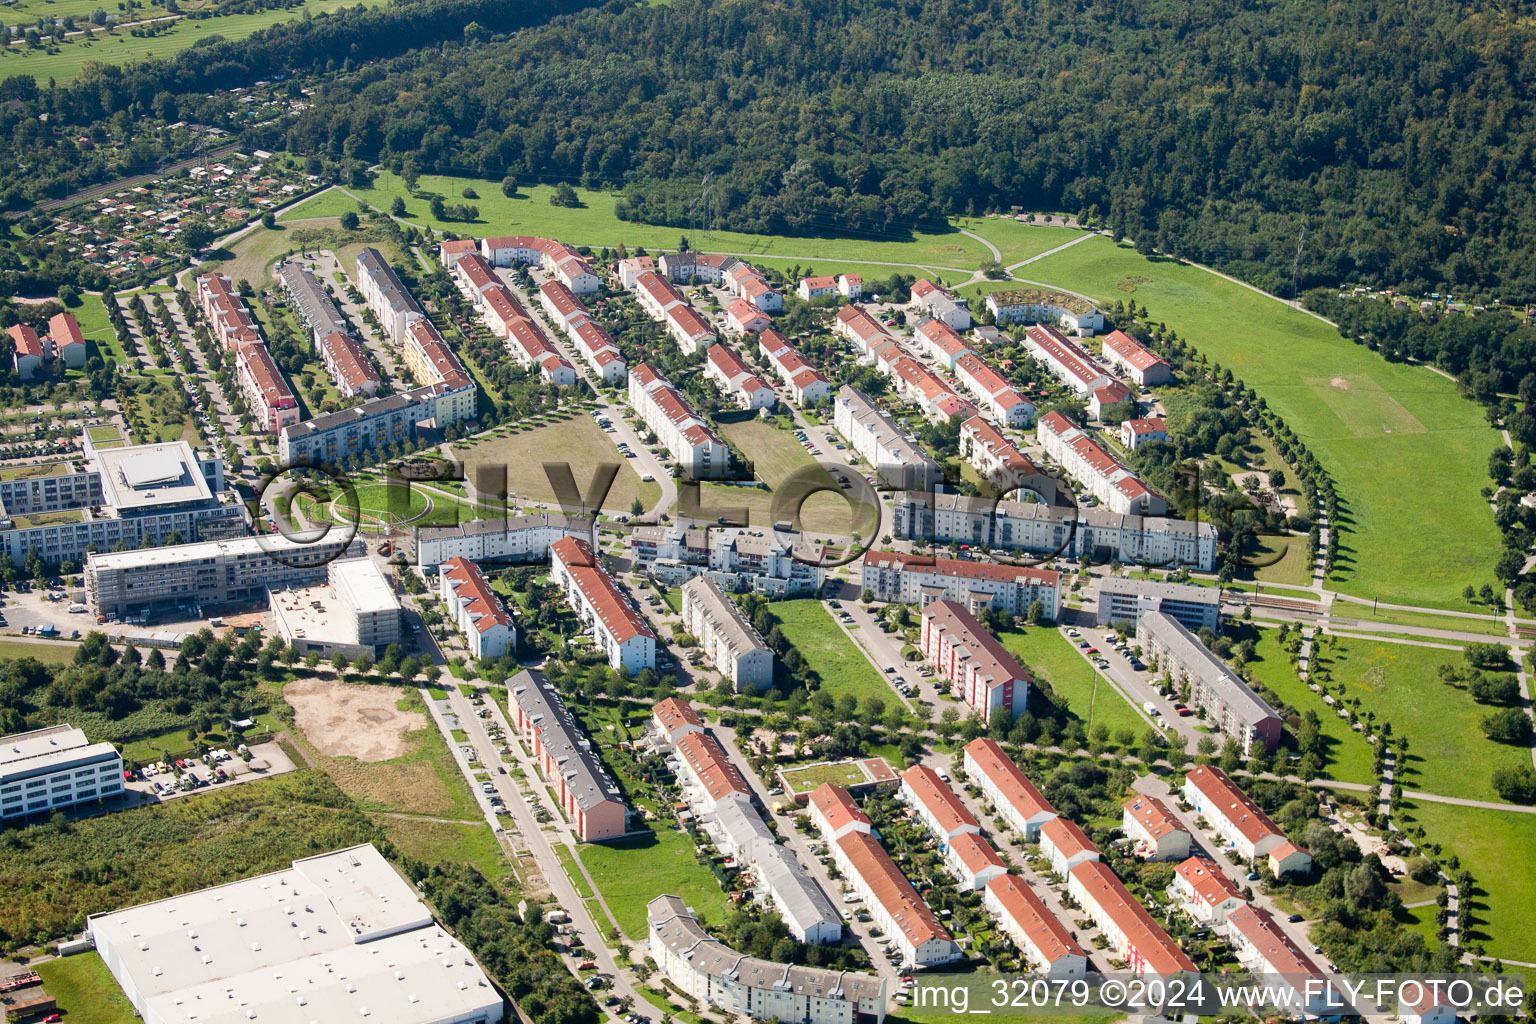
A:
<box><xmin>89</xmin><ymin>844</ymin><xmax>503</xmax><ymax>1024</ymax></box>
<box><xmin>1</xmin><ymin>724</ymin><xmax>123</xmax><ymax>820</ymax></box>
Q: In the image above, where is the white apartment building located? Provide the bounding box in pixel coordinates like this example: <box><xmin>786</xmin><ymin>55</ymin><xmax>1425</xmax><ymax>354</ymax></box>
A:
<box><xmin>357</xmin><ymin>246</ymin><xmax>424</xmax><ymax>343</ymax></box>
<box><xmin>1171</xmin><ymin>855</ymin><xmax>1246</xmax><ymax>925</ymax></box>
<box><xmin>915</xmin><ymin>318</ymin><xmax>974</xmax><ymax>370</ymax></box>
<box><xmin>1021</xmin><ymin>324</ymin><xmax>1112</xmax><ymax>394</ymax></box>
<box><xmin>909</xmin><ymin>279</ymin><xmax>971</xmax><ymax>329</ymax></box>
<box><xmin>830</xmin><ymin>827</ymin><xmax>959</xmax><ymax>967</ymax></box>
<box><xmin>985</xmin><ymin>290</ymin><xmax>1105</xmax><ymax>335</ymax></box>
<box><xmin>681</xmin><ymin>576</ymin><xmax>774</xmax><ymax>691</ymax></box>
<box><xmin>549</xmin><ymin>536</ymin><xmax>656</xmax><ymax>673</ymax></box>
<box><xmin>1067</xmin><ymin>860</ymin><xmax>1197</xmax><ymax>975</ymax></box>
<box><xmin>1122</xmin><ymin>794</ymin><xmax>1192</xmax><ymax>861</ymax></box>
<box><xmin>706</xmin><ymin>343</ymin><xmax>776</xmax><ymax>410</ymax></box>
<box><xmin>648</xmin><ymin>896</ymin><xmax>885</xmax><ymax>1024</ymax></box>
<box><xmin>1098</xmin><ymin>576</ymin><xmax>1221</xmax><ymax>632</ymax></box>
<box><xmin>945</xmin><ymin>832</ymin><xmax>1008</xmax><ymax>891</ymax></box>
<box><xmin>957</xmin><ymin>418</ymin><xmax>1057</xmax><ymax>497</ymax></box>
<box><xmin>962</xmin><ymin>737</ymin><xmax>1057</xmax><ymax>841</ymax></box>
<box><xmin>900</xmin><ymin>764</ymin><xmax>981</xmax><ymax>842</ymax></box>
<box><xmin>860</xmin><ymin>549</ymin><xmax>1061</xmax><ymax>619</ymax></box>
<box><xmin>1039</xmin><ymin>816</ymin><xmax>1100</xmax><ymax>877</ymax></box>
<box><xmin>837</xmin><ymin>274</ymin><xmax>862</xmax><ymax>299</ymax></box>
<box><xmin>1</xmin><ymin>724</ymin><xmax>122</xmax><ymax>819</ymax></box>
<box><xmin>725</xmin><ymin>299</ymin><xmax>774</xmax><ymax>336</ymax></box>
<box><xmin>1223</xmin><ymin>905</ymin><xmax>1335</xmax><ymax>1020</ymax></box>
<box><xmin>757</xmin><ymin>330</ymin><xmax>831</xmax><ymax>406</ymax></box>
<box><xmin>411</xmin><ymin>513</ymin><xmax>592</xmax><ymax>568</ymax></box>
<box><xmin>629</xmin><ymin>523</ymin><xmax>825</xmax><ymax>597</ymax></box>
<box><xmin>833</xmin><ymin>386</ymin><xmax>943</xmax><ymax>491</ymax></box>
<box><xmin>440</xmin><ymin>556</ymin><xmax>516</xmax><ymax>661</ymax></box>
<box><xmin>797</xmin><ymin>275</ymin><xmax>838</xmax><ymax>301</ymax></box>
<box><xmin>983</xmin><ymin>874</ymin><xmax>1088</xmax><ymax>977</ymax></box>
<box><xmin>1037</xmin><ymin>411</ymin><xmax>1166</xmax><ymax>516</ymax></box>
<box><xmin>1138</xmin><ymin>609</ymin><xmax>1282</xmax><ymax>751</ymax></box>
<box><xmin>807</xmin><ymin>782</ymin><xmax>873</xmax><ymax>842</ymax></box>
<box><xmin>756</xmin><ymin>844</ymin><xmax>844</xmax><ymax>945</ymax></box>
<box><xmin>628</xmin><ymin>363</ymin><xmax>728</xmax><ymax>479</ymax></box>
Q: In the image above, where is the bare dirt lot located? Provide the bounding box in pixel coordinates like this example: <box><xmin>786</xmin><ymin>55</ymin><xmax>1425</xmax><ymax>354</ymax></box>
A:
<box><xmin>285</xmin><ymin>678</ymin><xmax>425</xmax><ymax>761</ymax></box>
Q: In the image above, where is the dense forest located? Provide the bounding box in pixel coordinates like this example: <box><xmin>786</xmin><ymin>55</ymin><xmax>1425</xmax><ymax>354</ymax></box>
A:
<box><xmin>258</xmin><ymin>0</ymin><xmax>1536</xmax><ymax>300</ymax></box>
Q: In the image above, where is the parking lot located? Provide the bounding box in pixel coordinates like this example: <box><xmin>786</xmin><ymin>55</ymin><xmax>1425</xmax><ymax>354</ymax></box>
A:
<box><xmin>120</xmin><ymin>741</ymin><xmax>297</xmax><ymax>804</ymax></box>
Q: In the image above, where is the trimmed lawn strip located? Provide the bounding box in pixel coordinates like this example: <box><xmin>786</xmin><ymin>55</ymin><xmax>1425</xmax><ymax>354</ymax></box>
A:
<box><xmin>1010</xmin><ymin>235</ymin><xmax>1502</xmax><ymax>611</ymax></box>
<box><xmin>370</xmin><ymin>813</ymin><xmax>515</xmax><ymax>887</ymax></box>
<box><xmin>1319</xmin><ymin>637</ymin><xmax>1526</xmax><ymax>800</ymax></box>
<box><xmin>1329</xmin><ymin>602</ymin><xmax>1510</xmax><ymax>638</ymax></box>
<box><xmin>577</xmin><ymin>828</ymin><xmax>729</xmax><ymax>939</ymax></box>
<box><xmin>36</xmin><ymin>953</ymin><xmax>138</xmax><ymax>1024</ymax></box>
<box><xmin>1247</xmin><ymin>628</ymin><xmax>1375</xmax><ymax>784</ymax></box>
<box><xmin>555</xmin><ymin>842</ymin><xmax>594</xmax><ymax>899</ymax></box>
<box><xmin>996</xmin><ymin>626</ymin><xmax>1143</xmax><ymax>740</ymax></box>
<box><xmin>1402</xmin><ymin>799</ymin><xmax>1536</xmax><ymax>963</ymax></box>
<box><xmin>771</xmin><ymin>599</ymin><xmax>899</xmax><ymax>709</ymax></box>
<box><xmin>0</xmin><ymin>639</ymin><xmax>76</xmax><ymax>664</ymax></box>
<box><xmin>279</xmin><ymin>188</ymin><xmax>367</xmax><ymax>222</ymax></box>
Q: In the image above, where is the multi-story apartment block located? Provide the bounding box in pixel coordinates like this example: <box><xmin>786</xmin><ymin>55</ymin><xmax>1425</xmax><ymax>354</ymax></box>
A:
<box><xmin>411</xmin><ymin>513</ymin><xmax>592</xmax><ymax>568</ymax></box>
<box><xmin>681</xmin><ymin>576</ymin><xmax>774</xmax><ymax>691</ymax></box>
<box><xmin>317</xmin><ymin>329</ymin><xmax>382</xmax><ymax>398</ymax></box>
<box><xmin>954</xmin><ymin>352</ymin><xmax>1035</xmax><ymax>426</ymax></box>
<box><xmin>1138</xmin><ymin>609</ymin><xmax>1281</xmax><ymax>751</ymax></box>
<box><xmin>909</xmin><ymin>279</ymin><xmax>971</xmax><ymax>329</ymax></box>
<box><xmin>629</xmin><ymin>524</ymin><xmax>824</xmax><ymax>596</ymax></box>
<box><xmin>1097</xmin><ymin>576</ymin><xmax>1221</xmax><ymax>632</ymax></box>
<box><xmin>985</xmin><ymin>289</ymin><xmax>1105</xmax><ymax>335</ymax></box>
<box><xmin>509</xmin><ymin>668</ymin><xmax>627</xmax><ymax>840</ymax></box>
<box><xmin>9</xmin><ymin>324</ymin><xmax>44</xmax><ymax>378</ymax></box>
<box><xmin>1037</xmin><ymin>412</ymin><xmax>1165</xmax><ymax>515</ymax></box>
<box><xmin>1121</xmin><ymin>416</ymin><xmax>1168</xmax><ymax>450</ymax></box>
<box><xmin>549</xmin><ymin>536</ymin><xmax>656</xmax><ymax>673</ymax></box>
<box><xmin>1101</xmin><ymin>329</ymin><xmax>1173</xmax><ymax>386</ymax></box>
<box><xmin>278</xmin><ymin>261</ymin><xmax>349</xmax><ymax>343</ymax></box>
<box><xmin>628</xmin><ymin>364</ymin><xmax>728</xmax><ymax>479</ymax></box>
<box><xmin>921</xmin><ymin>600</ymin><xmax>1031</xmax><ymax>720</ymax></box>
<box><xmin>49</xmin><ymin>312</ymin><xmax>86</xmax><ymax>369</ymax></box>
<box><xmin>440</xmin><ymin>557</ymin><xmax>516</xmax><ymax>660</ymax></box>
<box><xmin>648</xmin><ymin>896</ymin><xmax>884</xmax><ymax>1024</ymax></box>
<box><xmin>1</xmin><ymin>724</ymin><xmax>122</xmax><ymax>819</ymax></box>
<box><xmin>235</xmin><ymin>342</ymin><xmax>300</xmax><ymax>432</ymax></box>
<box><xmin>356</xmin><ymin>247</ymin><xmax>424</xmax><ymax>344</ymax></box>
<box><xmin>833</xmin><ymin>386</ymin><xmax>943</xmax><ymax>491</ymax></box>
<box><xmin>195</xmin><ymin>272</ymin><xmax>262</xmax><ymax>351</ymax></box>
<box><xmin>962</xmin><ymin>738</ymin><xmax>1057</xmax><ymax>841</ymax></box>
<box><xmin>860</xmin><ymin>549</ymin><xmax>1060</xmax><ymax>618</ymax></box>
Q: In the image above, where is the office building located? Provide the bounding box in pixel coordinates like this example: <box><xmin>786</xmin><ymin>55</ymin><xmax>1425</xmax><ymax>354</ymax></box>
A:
<box><xmin>270</xmin><ymin>556</ymin><xmax>402</xmax><ymax>658</ymax></box>
<box><xmin>89</xmin><ymin>844</ymin><xmax>503</xmax><ymax>1024</ymax></box>
<box><xmin>1</xmin><ymin>724</ymin><xmax>122</xmax><ymax>819</ymax></box>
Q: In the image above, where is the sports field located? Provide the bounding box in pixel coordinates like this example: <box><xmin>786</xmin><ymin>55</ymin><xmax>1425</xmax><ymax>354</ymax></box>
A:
<box><xmin>349</xmin><ymin>171</ymin><xmax>994</xmax><ymax>268</ymax></box>
<box><xmin>1002</xmin><ymin>236</ymin><xmax>1502</xmax><ymax>610</ymax></box>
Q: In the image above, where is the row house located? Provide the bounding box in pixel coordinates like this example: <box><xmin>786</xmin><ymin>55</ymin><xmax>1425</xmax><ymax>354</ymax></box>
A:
<box><xmin>954</xmin><ymin>352</ymin><xmax>1035</xmax><ymax>426</ymax></box>
<box><xmin>628</xmin><ymin>364</ymin><xmax>728</xmax><ymax>479</ymax></box>
<box><xmin>1067</xmin><ymin>860</ymin><xmax>1197</xmax><ymax>975</ymax></box>
<box><xmin>437</xmin><ymin>238</ymin><xmax>479</xmax><ymax>268</ymax></box>
<box><xmin>1170</xmin><ymin>856</ymin><xmax>1245</xmax><ymax>926</ymax></box>
<box><xmin>1122</xmin><ymin>794</ymin><xmax>1192</xmax><ymax>861</ymax></box>
<box><xmin>673</xmin><ymin>729</ymin><xmax>752</xmax><ymax>813</ymax></box>
<box><xmin>1037</xmin><ymin>411</ymin><xmax>1166</xmax><ymax>516</ymax></box>
<box><xmin>615</xmin><ymin>255</ymin><xmax>656</xmax><ymax>290</ymax></box>
<box><xmin>1021</xmin><ymin>324</ymin><xmax>1113</xmax><ymax>395</ymax></box>
<box><xmin>317</xmin><ymin>329</ymin><xmax>382</xmax><ymax>397</ymax></box>
<box><xmin>962</xmin><ymin>738</ymin><xmax>1056</xmax><ymax>841</ymax></box>
<box><xmin>898</xmin><ymin>764</ymin><xmax>980</xmax><ymax>842</ymax></box>
<box><xmin>1101</xmin><ymin>329</ymin><xmax>1173</xmax><ymax>386</ymax></box>
<box><xmin>539</xmin><ymin>280</ymin><xmax>627</xmax><ymax>384</ymax></box>
<box><xmin>860</xmin><ymin>549</ymin><xmax>1061</xmax><ymax>619</ymax></box>
<box><xmin>706</xmin><ymin>343</ymin><xmax>777</xmax><ymax>411</ymax></box>
<box><xmin>1039</xmin><ymin>816</ymin><xmax>1099</xmax><ymax>877</ymax></box>
<box><xmin>797</xmin><ymin>275</ymin><xmax>837</xmax><ymax>301</ymax></box>
<box><xmin>1223</xmin><ymin>905</ymin><xmax>1335</xmax><ymax>1019</ymax></box>
<box><xmin>651</xmin><ymin>696</ymin><xmax>706</xmax><ymax>746</ymax></box>
<box><xmin>1183</xmin><ymin>766</ymin><xmax>1312</xmax><ymax>872</ymax></box>
<box><xmin>725</xmin><ymin>299</ymin><xmax>774</xmax><ymax>336</ymax></box>
<box><xmin>757</xmin><ymin>330</ymin><xmax>831</xmax><ymax>406</ymax></box>
<box><xmin>549</xmin><ymin>536</ymin><xmax>656</xmax><ymax>673</ymax></box>
<box><xmin>509</xmin><ymin>668</ymin><xmax>627</xmax><ymax>840</ymax></box>
<box><xmin>909</xmin><ymin>279</ymin><xmax>971</xmax><ymax>329</ymax></box>
<box><xmin>832</xmin><ymin>386</ymin><xmax>943</xmax><ymax>491</ymax></box>
<box><xmin>439</xmin><ymin>556</ymin><xmax>515</xmax><ymax>660</ymax></box>
<box><xmin>983</xmin><ymin>875</ymin><xmax>1088</xmax><ymax>977</ymax></box>
<box><xmin>946</xmin><ymin>831</ymin><xmax>1008</xmax><ymax>892</ymax></box>
<box><xmin>480</xmin><ymin>284</ymin><xmax>578</xmax><ymax>386</ymax></box>
<box><xmin>915</xmin><ymin>318</ymin><xmax>974</xmax><ymax>370</ymax></box>
<box><xmin>958</xmin><ymin>418</ymin><xmax>1056</xmax><ymax>499</ymax></box>
<box><xmin>480</xmin><ymin>235</ymin><xmax>600</xmax><ymax>294</ymax></box>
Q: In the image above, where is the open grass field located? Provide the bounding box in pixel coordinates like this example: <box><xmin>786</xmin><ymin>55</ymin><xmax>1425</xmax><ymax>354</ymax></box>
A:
<box><xmin>1402</xmin><ymin>799</ymin><xmax>1536</xmax><ymax>963</ymax></box>
<box><xmin>454</xmin><ymin>416</ymin><xmax>659</xmax><ymax>514</ymax></box>
<box><xmin>36</xmin><ymin>953</ymin><xmax>138</xmax><ymax>1024</ymax></box>
<box><xmin>1246</xmin><ymin>627</ymin><xmax>1375</xmax><ymax>784</ymax></box>
<box><xmin>352</xmin><ymin>171</ymin><xmax>994</xmax><ymax>268</ymax></box>
<box><xmin>1328</xmin><ymin>601</ymin><xmax>1509</xmax><ymax>638</ymax></box>
<box><xmin>718</xmin><ymin>419</ymin><xmax>879</xmax><ymax>537</ymax></box>
<box><xmin>770</xmin><ymin>599</ymin><xmax>901</xmax><ymax>710</ymax></box>
<box><xmin>954</xmin><ymin>216</ymin><xmax>1086</xmax><ymax>266</ymax></box>
<box><xmin>745</xmin><ymin>255</ymin><xmax>968</xmax><ymax>289</ymax></box>
<box><xmin>370</xmin><ymin>813</ymin><xmax>515</xmax><ymax>887</ymax></box>
<box><xmin>70</xmin><ymin>293</ymin><xmax>126</xmax><ymax>366</ymax></box>
<box><xmin>279</xmin><ymin>187</ymin><xmax>368</xmax><ymax>222</ymax></box>
<box><xmin>1238</xmin><ymin>532</ymin><xmax>1314</xmax><ymax>588</ymax></box>
<box><xmin>1001</xmin><ymin>236</ymin><xmax>1502</xmax><ymax>611</ymax></box>
<box><xmin>1318</xmin><ymin>637</ymin><xmax>1527</xmax><ymax>800</ymax></box>
<box><xmin>577</xmin><ymin>827</ymin><xmax>730</xmax><ymax>938</ymax></box>
<box><xmin>0</xmin><ymin>639</ymin><xmax>77</xmax><ymax>664</ymax></box>
<box><xmin>996</xmin><ymin>626</ymin><xmax>1145</xmax><ymax>741</ymax></box>
<box><xmin>0</xmin><ymin>0</ymin><xmax>387</xmax><ymax>82</ymax></box>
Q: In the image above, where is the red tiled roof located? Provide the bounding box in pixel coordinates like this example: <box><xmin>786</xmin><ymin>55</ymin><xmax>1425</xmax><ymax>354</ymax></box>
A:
<box><xmin>550</xmin><ymin>536</ymin><xmax>656</xmax><ymax>644</ymax></box>
<box><xmin>1024</xmin><ymin>324</ymin><xmax>1105</xmax><ymax>388</ymax></box>
<box><xmin>916</xmin><ymin>319</ymin><xmax>973</xmax><ymax>358</ymax></box>
<box><xmin>1185</xmin><ymin>766</ymin><xmax>1284</xmax><ymax>847</ymax></box>
<box><xmin>441</xmin><ymin>557</ymin><xmax>513</xmax><ymax>634</ymax></box>
<box><xmin>901</xmin><ymin>764</ymin><xmax>979</xmax><ymax>835</ymax></box>
<box><xmin>49</xmin><ymin>313</ymin><xmax>85</xmax><ymax>349</ymax></box>
<box><xmin>1041</xmin><ymin>816</ymin><xmax>1098</xmax><ymax>861</ymax></box>
<box><xmin>949</xmin><ymin>831</ymin><xmax>1006</xmax><ymax>875</ymax></box>
<box><xmin>809</xmin><ymin>783</ymin><xmax>870</xmax><ymax>834</ymax></box>
<box><xmin>964</xmin><ymin>738</ymin><xmax>1054</xmax><ymax>822</ymax></box>
<box><xmin>666</xmin><ymin>303</ymin><xmax>715</xmax><ymax>340</ymax></box>
<box><xmin>635</xmin><ymin>270</ymin><xmax>685</xmax><ymax>310</ymax></box>
<box><xmin>1124</xmin><ymin>794</ymin><xmax>1187</xmax><ymax>842</ymax></box>
<box><xmin>1125</xmin><ymin>417</ymin><xmax>1166</xmax><ymax>436</ymax></box>
<box><xmin>318</xmin><ymin>330</ymin><xmax>382</xmax><ymax>393</ymax></box>
<box><xmin>925</xmin><ymin>602</ymin><xmax>1031</xmax><ymax>691</ymax></box>
<box><xmin>727</xmin><ymin>298</ymin><xmax>770</xmax><ymax>325</ymax></box>
<box><xmin>836</xmin><ymin>829</ymin><xmax>952</xmax><ymax>947</ymax></box>
<box><xmin>961</xmin><ymin>417</ymin><xmax>1042</xmax><ymax>475</ymax></box>
<box><xmin>863</xmin><ymin>549</ymin><xmax>1059</xmax><ymax>587</ymax></box>
<box><xmin>985</xmin><ymin>874</ymin><xmax>1085</xmax><ymax>965</ymax></box>
<box><xmin>1226</xmin><ymin>905</ymin><xmax>1323</xmax><ymax>977</ymax></box>
<box><xmin>237</xmin><ymin>342</ymin><xmax>296</xmax><ymax>410</ymax></box>
<box><xmin>406</xmin><ymin>316</ymin><xmax>474</xmax><ymax>391</ymax></box>
<box><xmin>653</xmin><ymin>696</ymin><xmax>704</xmax><ymax>735</ymax></box>
<box><xmin>1070</xmin><ymin>860</ymin><xmax>1196</xmax><ymax>973</ymax></box>
<box><xmin>676</xmin><ymin>730</ymin><xmax>751</xmax><ymax>803</ymax></box>
<box><xmin>1174</xmin><ymin>856</ymin><xmax>1243</xmax><ymax>908</ymax></box>
<box><xmin>800</xmin><ymin>275</ymin><xmax>836</xmax><ymax>290</ymax></box>
<box><xmin>7</xmin><ymin>324</ymin><xmax>43</xmax><ymax>358</ymax></box>
<box><xmin>540</xmin><ymin>280</ymin><xmax>589</xmax><ymax>321</ymax></box>
<box><xmin>455</xmin><ymin>252</ymin><xmax>498</xmax><ymax>292</ymax></box>
<box><xmin>1102</xmin><ymin>329</ymin><xmax>1169</xmax><ymax>373</ymax></box>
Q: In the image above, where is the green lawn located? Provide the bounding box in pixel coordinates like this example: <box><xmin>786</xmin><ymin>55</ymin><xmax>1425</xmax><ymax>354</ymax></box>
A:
<box><xmin>771</xmin><ymin>599</ymin><xmax>899</xmax><ymax>710</ymax></box>
<box><xmin>370</xmin><ymin>814</ymin><xmax>515</xmax><ymax>887</ymax></box>
<box><xmin>1318</xmin><ymin>637</ymin><xmax>1527</xmax><ymax>800</ymax></box>
<box><xmin>555</xmin><ymin>842</ymin><xmax>594</xmax><ymax>899</ymax></box>
<box><xmin>456</xmin><ymin>417</ymin><xmax>659</xmax><ymax>514</ymax></box>
<box><xmin>36</xmin><ymin>953</ymin><xmax>137</xmax><ymax>1024</ymax></box>
<box><xmin>954</xmin><ymin>216</ymin><xmax>1086</xmax><ymax>266</ymax></box>
<box><xmin>1237</xmin><ymin>532</ymin><xmax>1314</xmax><ymax>588</ymax></box>
<box><xmin>717</xmin><ymin>419</ymin><xmax>879</xmax><ymax>536</ymax></box>
<box><xmin>0</xmin><ymin>0</ymin><xmax>387</xmax><ymax>82</ymax></box>
<box><xmin>1402</xmin><ymin>799</ymin><xmax>1536</xmax><ymax>963</ymax></box>
<box><xmin>351</xmin><ymin>170</ymin><xmax>994</xmax><ymax>268</ymax></box>
<box><xmin>1008</xmin><ymin>235</ymin><xmax>1503</xmax><ymax>611</ymax></box>
<box><xmin>996</xmin><ymin>626</ymin><xmax>1144</xmax><ymax>741</ymax></box>
<box><xmin>577</xmin><ymin>828</ymin><xmax>729</xmax><ymax>939</ymax></box>
<box><xmin>279</xmin><ymin>187</ymin><xmax>367</xmax><ymax>222</ymax></box>
<box><xmin>1328</xmin><ymin>602</ymin><xmax>1509</xmax><ymax>638</ymax></box>
<box><xmin>1247</xmin><ymin>627</ymin><xmax>1375</xmax><ymax>784</ymax></box>
<box><xmin>0</xmin><ymin>639</ymin><xmax>77</xmax><ymax>664</ymax></box>
<box><xmin>780</xmin><ymin>759</ymin><xmax>868</xmax><ymax>795</ymax></box>
<box><xmin>663</xmin><ymin>587</ymin><xmax>682</xmax><ymax>613</ymax></box>
<box><xmin>71</xmin><ymin>293</ymin><xmax>127</xmax><ymax>367</ymax></box>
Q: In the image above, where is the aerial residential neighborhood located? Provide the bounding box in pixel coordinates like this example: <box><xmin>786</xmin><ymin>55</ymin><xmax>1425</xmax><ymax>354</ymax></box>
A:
<box><xmin>0</xmin><ymin>6</ymin><xmax>1527</xmax><ymax>1019</ymax></box>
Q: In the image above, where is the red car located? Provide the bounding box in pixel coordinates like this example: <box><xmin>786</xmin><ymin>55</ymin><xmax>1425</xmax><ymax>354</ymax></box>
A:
<box><xmin>1176</xmin><ymin>706</ymin><xmax>1194</xmax><ymax>717</ymax></box>
<box><xmin>1085</xmin><ymin>648</ymin><xmax>1099</xmax><ymax>655</ymax></box>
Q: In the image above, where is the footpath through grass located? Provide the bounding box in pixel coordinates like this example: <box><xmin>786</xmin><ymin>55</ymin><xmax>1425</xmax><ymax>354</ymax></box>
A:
<box><xmin>1246</xmin><ymin>627</ymin><xmax>1375</xmax><ymax>784</ymax></box>
<box><xmin>1011</xmin><ymin>235</ymin><xmax>1502</xmax><ymax>611</ymax></box>
<box><xmin>1317</xmin><ymin>637</ymin><xmax>1527</xmax><ymax>800</ymax></box>
<box><xmin>577</xmin><ymin>828</ymin><xmax>729</xmax><ymax>939</ymax></box>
